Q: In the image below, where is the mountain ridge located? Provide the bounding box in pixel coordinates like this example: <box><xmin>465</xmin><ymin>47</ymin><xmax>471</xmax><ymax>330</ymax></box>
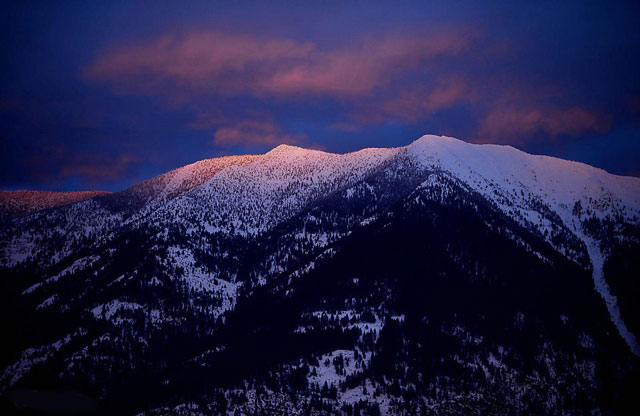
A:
<box><xmin>2</xmin><ymin>134</ymin><xmax>639</xmax><ymax>414</ymax></box>
<box><xmin>0</xmin><ymin>190</ymin><xmax>110</xmax><ymax>222</ymax></box>
<box><xmin>4</xmin><ymin>134</ymin><xmax>639</xmax><ymax>214</ymax></box>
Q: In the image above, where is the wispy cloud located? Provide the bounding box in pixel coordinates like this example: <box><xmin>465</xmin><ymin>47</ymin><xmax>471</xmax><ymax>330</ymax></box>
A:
<box><xmin>478</xmin><ymin>105</ymin><xmax>610</xmax><ymax>143</ymax></box>
<box><xmin>20</xmin><ymin>148</ymin><xmax>141</xmax><ymax>188</ymax></box>
<box><xmin>58</xmin><ymin>154</ymin><xmax>140</xmax><ymax>183</ymax></box>
<box><xmin>213</xmin><ymin>119</ymin><xmax>303</xmax><ymax>147</ymax></box>
<box><xmin>84</xmin><ymin>27</ymin><xmax>612</xmax><ymax>147</ymax></box>
<box><xmin>469</xmin><ymin>81</ymin><xmax>611</xmax><ymax>143</ymax></box>
<box><xmin>186</xmin><ymin>110</ymin><xmax>303</xmax><ymax>148</ymax></box>
<box><xmin>84</xmin><ymin>28</ymin><xmax>470</xmax><ymax>98</ymax></box>
<box><xmin>343</xmin><ymin>77</ymin><xmax>470</xmax><ymax>126</ymax></box>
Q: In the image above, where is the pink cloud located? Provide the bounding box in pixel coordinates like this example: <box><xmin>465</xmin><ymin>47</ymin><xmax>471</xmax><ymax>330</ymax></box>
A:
<box><xmin>20</xmin><ymin>149</ymin><xmax>141</xmax><ymax>188</ymax></box>
<box><xmin>336</xmin><ymin>73</ymin><xmax>611</xmax><ymax>143</ymax></box>
<box><xmin>84</xmin><ymin>29</ymin><xmax>470</xmax><ymax>98</ymax></box>
<box><xmin>83</xmin><ymin>27</ymin><xmax>612</xmax><ymax>146</ymax></box>
<box><xmin>329</xmin><ymin>122</ymin><xmax>362</xmax><ymax>132</ymax></box>
<box><xmin>213</xmin><ymin>119</ymin><xmax>303</xmax><ymax>147</ymax></box>
<box><xmin>58</xmin><ymin>154</ymin><xmax>140</xmax><ymax>182</ymax></box>
<box><xmin>0</xmin><ymin>96</ymin><xmax>25</xmax><ymax>112</ymax></box>
<box><xmin>478</xmin><ymin>105</ymin><xmax>610</xmax><ymax>143</ymax></box>
<box><xmin>257</xmin><ymin>33</ymin><xmax>469</xmax><ymax>96</ymax></box>
<box><xmin>185</xmin><ymin>110</ymin><xmax>303</xmax><ymax>147</ymax></box>
<box><xmin>628</xmin><ymin>96</ymin><xmax>640</xmax><ymax>117</ymax></box>
<box><xmin>464</xmin><ymin>79</ymin><xmax>612</xmax><ymax>143</ymax></box>
<box><xmin>85</xmin><ymin>31</ymin><xmax>314</xmax><ymax>96</ymax></box>
<box><xmin>343</xmin><ymin>77</ymin><xmax>469</xmax><ymax>125</ymax></box>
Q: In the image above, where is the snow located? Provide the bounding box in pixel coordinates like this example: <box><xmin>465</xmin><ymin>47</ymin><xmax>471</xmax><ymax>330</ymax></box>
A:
<box><xmin>408</xmin><ymin>135</ymin><xmax>640</xmax><ymax>356</ymax></box>
<box><xmin>311</xmin><ymin>310</ymin><xmax>359</xmax><ymax>320</ymax></box>
<box><xmin>90</xmin><ymin>300</ymin><xmax>177</xmax><ymax>327</ymax></box>
<box><xmin>149</xmin><ymin>144</ymin><xmax>397</xmax><ymax>237</ymax></box>
<box><xmin>0</xmin><ymin>190</ymin><xmax>108</xmax><ymax>219</ymax></box>
<box><xmin>582</xmin><ymin>238</ymin><xmax>640</xmax><ymax>356</ymax></box>
<box><xmin>409</xmin><ymin>135</ymin><xmax>640</xmax><ymax>227</ymax></box>
<box><xmin>340</xmin><ymin>379</ymin><xmax>394</xmax><ymax>415</ymax></box>
<box><xmin>36</xmin><ymin>294</ymin><xmax>57</xmax><ymax>310</ymax></box>
<box><xmin>305</xmin><ymin>348</ymin><xmax>397</xmax><ymax>415</ymax></box>
<box><xmin>4</xmin><ymin>234</ymin><xmax>35</xmax><ymax>266</ymax></box>
<box><xmin>4</xmin><ymin>133</ymin><xmax>640</xmax><ymax>365</ymax></box>
<box><xmin>307</xmin><ymin>310</ymin><xmax>384</xmax><ymax>341</ymax></box>
<box><xmin>308</xmin><ymin>349</ymin><xmax>367</xmax><ymax>388</ymax></box>
<box><xmin>6</xmin><ymin>134</ymin><xmax>638</xmax><ymax>272</ymax></box>
<box><xmin>91</xmin><ymin>300</ymin><xmax>144</xmax><ymax>321</ymax></box>
<box><xmin>0</xmin><ymin>330</ymin><xmax>84</xmax><ymax>393</ymax></box>
<box><xmin>22</xmin><ymin>255</ymin><xmax>99</xmax><ymax>295</ymax></box>
<box><xmin>289</xmin><ymin>247</ymin><xmax>338</xmax><ymax>280</ymax></box>
<box><xmin>163</xmin><ymin>246</ymin><xmax>240</xmax><ymax>316</ymax></box>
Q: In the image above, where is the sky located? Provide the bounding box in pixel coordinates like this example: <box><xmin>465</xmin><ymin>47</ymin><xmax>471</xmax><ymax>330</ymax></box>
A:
<box><xmin>1</xmin><ymin>0</ymin><xmax>640</xmax><ymax>192</ymax></box>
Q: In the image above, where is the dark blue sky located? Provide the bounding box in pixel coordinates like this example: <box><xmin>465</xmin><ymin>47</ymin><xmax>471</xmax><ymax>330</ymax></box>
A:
<box><xmin>2</xmin><ymin>1</ymin><xmax>639</xmax><ymax>191</ymax></box>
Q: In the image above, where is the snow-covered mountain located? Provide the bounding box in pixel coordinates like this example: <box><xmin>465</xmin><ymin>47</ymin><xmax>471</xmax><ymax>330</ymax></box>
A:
<box><xmin>0</xmin><ymin>190</ymin><xmax>109</xmax><ymax>222</ymax></box>
<box><xmin>1</xmin><ymin>135</ymin><xmax>639</xmax><ymax>415</ymax></box>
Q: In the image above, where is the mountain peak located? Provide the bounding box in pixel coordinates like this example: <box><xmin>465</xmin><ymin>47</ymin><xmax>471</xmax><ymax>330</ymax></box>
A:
<box><xmin>267</xmin><ymin>143</ymin><xmax>306</xmax><ymax>154</ymax></box>
<box><xmin>4</xmin><ymin>132</ymin><xmax>640</xmax><ymax>413</ymax></box>
<box><xmin>410</xmin><ymin>134</ymin><xmax>467</xmax><ymax>146</ymax></box>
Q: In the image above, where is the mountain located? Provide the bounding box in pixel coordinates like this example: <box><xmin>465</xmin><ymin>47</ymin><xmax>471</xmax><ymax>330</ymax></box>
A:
<box><xmin>0</xmin><ymin>190</ymin><xmax>110</xmax><ymax>222</ymax></box>
<box><xmin>1</xmin><ymin>135</ymin><xmax>639</xmax><ymax>415</ymax></box>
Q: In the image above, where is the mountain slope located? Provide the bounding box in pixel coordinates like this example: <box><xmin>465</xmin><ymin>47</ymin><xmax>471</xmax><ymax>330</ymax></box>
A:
<box><xmin>1</xmin><ymin>135</ymin><xmax>639</xmax><ymax>415</ymax></box>
<box><xmin>0</xmin><ymin>190</ymin><xmax>109</xmax><ymax>222</ymax></box>
<box><xmin>408</xmin><ymin>136</ymin><xmax>640</xmax><ymax>355</ymax></box>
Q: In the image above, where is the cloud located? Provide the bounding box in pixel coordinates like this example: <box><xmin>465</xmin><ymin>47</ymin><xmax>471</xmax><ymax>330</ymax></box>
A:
<box><xmin>478</xmin><ymin>105</ymin><xmax>610</xmax><ymax>143</ymax></box>
<box><xmin>84</xmin><ymin>29</ymin><xmax>470</xmax><ymax>98</ymax></box>
<box><xmin>84</xmin><ymin>27</ymin><xmax>612</xmax><ymax>147</ymax></box>
<box><xmin>58</xmin><ymin>154</ymin><xmax>140</xmax><ymax>182</ymax></box>
<box><xmin>466</xmin><ymin>79</ymin><xmax>613</xmax><ymax>142</ymax></box>
<box><xmin>628</xmin><ymin>96</ymin><xmax>640</xmax><ymax>118</ymax></box>
<box><xmin>256</xmin><ymin>33</ymin><xmax>469</xmax><ymax>96</ymax></box>
<box><xmin>20</xmin><ymin>148</ymin><xmax>140</xmax><ymax>188</ymax></box>
<box><xmin>84</xmin><ymin>31</ymin><xmax>312</xmax><ymax>96</ymax></box>
<box><xmin>329</xmin><ymin>122</ymin><xmax>362</xmax><ymax>133</ymax></box>
<box><xmin>213</xmin><ymin>119</ymin><xmax>303</xmax><ymax>147</ymax></box>
<box><xmin>0</xmin><ymin>96</ymin><xmax>25</xmax><ymax>112</ymax></box>
<box><xmin>343</xmin><ymin>77</ymin><xmax>469</xmax><ymax>126</ymax></box>
<box><xmin>185</xmin><ymin>110</ymin><xmax>303</xmax><ymax>147</ymax></box>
